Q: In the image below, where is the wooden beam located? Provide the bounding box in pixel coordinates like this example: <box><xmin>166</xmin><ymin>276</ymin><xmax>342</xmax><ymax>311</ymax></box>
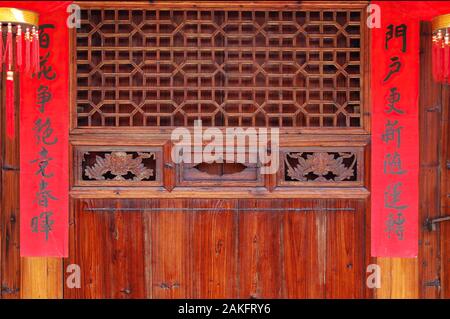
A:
<box><xmin>1</xmin><ymin>72</ymin><xmax>21</xmax><ymax>299</ymax></box>
<box><xmin>376</xmin><ymin>258</ymin><xmax>419</xmax><ymax>298</ymax></box>
<box><xmin>20</xmin><ymin>258</ymin><xmax>63</xmax><ymax>299</ymax></box>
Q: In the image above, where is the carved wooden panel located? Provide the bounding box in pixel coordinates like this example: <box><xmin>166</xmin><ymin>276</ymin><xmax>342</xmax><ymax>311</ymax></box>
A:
<box><xmin>75</xmin><ymin>6</ymin><xmax>365</xmax><ymax>129</ymax></box>
<box><xmin>177</xmin><ymin>160</ymin><xmax>264</xmax><ymax>187</ymax></box>
<box><xmin>279</xmin><ymin>147</ymin><xmax>364</xmax><ymax>187</ymax></box>
<box><xmin>74</xmin><ymin>146</ymin><xmax>163</xmax><ymax>186</ymax></box>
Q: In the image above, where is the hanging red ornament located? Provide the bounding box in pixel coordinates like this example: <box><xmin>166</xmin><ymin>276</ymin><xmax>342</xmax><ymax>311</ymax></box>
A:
<box><xmin>5</xmin><ymin>23</ymin><xmax>13</xmax><ymax>69</ymax></box>
<box><xmin>30</xmin><ymin>26</ymin><xmax>36</xmax><ymax>73</ymax></box>
<box><xmin>5</xmin><ymin>23</ymin><xmax>15</xmax><ymax>139</ymax></box>
<box><xmin>432</xmin><ymin>14</ymin><xmax>450</xmax><ymax>84</ymax></box>
<box><xmin>445</xmin><ymin>34</ymin><xmax>450</xmax><ymax>80</ymax></box>
<box><xmin>0</xmin><ymin>9</ymin><xmax>40</xmax><ymax>139</ymax></box>
<box><xmin>34</xmin><ymin>28</ymin><xmax>40</xmax><ymax>74</ymax></box>
<box><xmin>30</xmin><ymin>26</ymin><xmax>40</xmax><ymax>75</ymax></box>
<box><xmin>25</xmin><ymin>27</ymin><xmax>30</xmax><ymax>74</ymax></box>
<box><xmin>16</xmin><ymin>25</ymin><xmax>23</xmax><ymax>71</ymax></box>
<box><xmin>6</xmin><ymin>71</ymin><xmax>15</xmax><ymax>138</ymax></box>
<box><xmin>0</xmin><ymin>8</ymin><xmax>40</xmax><ymax>140</ymax></box>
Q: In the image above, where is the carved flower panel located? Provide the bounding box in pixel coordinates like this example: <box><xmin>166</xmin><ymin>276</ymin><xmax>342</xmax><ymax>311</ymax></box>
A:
<box><xmin>279</xmin><ymin>147</ymin><xmax>364</xmax><ymax>187</ymax></box>
<box><xmin>74</xmin><ymin>147</ymin><xmax>162</xmax><ymax>187</ymax></box>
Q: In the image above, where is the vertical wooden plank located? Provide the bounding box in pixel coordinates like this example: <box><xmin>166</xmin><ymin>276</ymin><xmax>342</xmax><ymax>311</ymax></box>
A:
<box><xmin>108</xmin><ymin>200</ymin><xmax>146</xmax><ymax>298</ymax></box>
<box><xmin>325</xmin><ymin>199</ymin><xmax>365</xmax><ymax>298</ymax></box>
<box><xmin>1</xmin><ymin>74</ymin><xmax>21</xmax><ymax>298</ymax></box>
<box><xmin>65</xmin><ymin>199</ymin><xmax>146</xmax><ymax>298</ymax></box>
<box><xmin>191</xmin><ymin>199</ymin><xmax>238</xmax><ymax>298</ymax></box>
<box><xmin>237</xmin><ymin>199</ymin><xmax>283</xmax><ymax>298</ymax></box>
<box><xmin>282</xmin><ymin>199</ymin><xmax>324</xmax><ymax>298</ymax></box>
<box><xmin>439</xmin><ymin>80</ymin><xmax>450</xmax><ymax>297</ymax></box>
<box><xmin>376</xmin><ymin>258</ymin><xmax>418</xmax><ymax>298</ymax></box>
<box><xmin>1</xmin><ymin>171</ymin><xmax>21</xmax><ymax>298</ymax></box>
<box><xmin>151</xmin><ymin>199</ymin><xmax>192</xmax><ymax>298</ymax></box>
<box><xmin>142</xmin><ymin>199</ymin><xmax>158</xmax><ymax>299</ymax></box>
<box><xmin>64</xmin><ymin>199</ymin><xmax>80</xmax><ymax>299</ymax></box>
<box><xmin>417</xmin><ymin>21</ymin><xmax>442</xmax><ymax>299</ymax></box>
<box><xmin>68</xmin><ymin>199</ymin><xmax>109</xmax><ymax>298</ymax></box>
<box><xmin>21</xmin><ymin>258</ymin><xmax>63</xmax><ymax>299</ymax></box>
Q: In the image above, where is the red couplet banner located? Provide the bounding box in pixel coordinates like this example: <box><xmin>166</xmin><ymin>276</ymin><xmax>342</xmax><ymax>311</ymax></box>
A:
<box><xmin>371</xmin><ymin>2</ymin><xmax>419</xmax><ymax>257</ymax></box>
<box><xmin>13</xmin><ymin>1</ymin><xmax>71</xmax><ymax>257</ymax></box>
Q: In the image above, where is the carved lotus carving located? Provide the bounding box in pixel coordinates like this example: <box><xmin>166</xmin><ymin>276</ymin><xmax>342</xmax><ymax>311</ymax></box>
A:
<box><xmin>285</xmin><ymin>152</ymin><xmax>356</xmax><ymax>182</ymax></box>
<box><xmin>84</xmin><ymin>151</ymin><xmax>155</xmax><ymax>181</ymax></box>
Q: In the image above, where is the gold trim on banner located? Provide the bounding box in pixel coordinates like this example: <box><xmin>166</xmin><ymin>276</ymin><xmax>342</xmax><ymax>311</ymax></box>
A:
<box><xmin>432</xmin><ymin>13</ymin><xmax>450</xmax><ymax>32</ymax></box>
<box><xmin>0</xmin><ymin>7</ymin><xmax>39</xmax><ymax>26</ymax></box>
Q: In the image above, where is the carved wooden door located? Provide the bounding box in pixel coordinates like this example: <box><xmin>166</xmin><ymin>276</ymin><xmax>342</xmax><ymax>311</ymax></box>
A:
<box><xmin>65</xmin><ymin>1</ymin><xmax>372</xmax><ymax>298</ymax></box>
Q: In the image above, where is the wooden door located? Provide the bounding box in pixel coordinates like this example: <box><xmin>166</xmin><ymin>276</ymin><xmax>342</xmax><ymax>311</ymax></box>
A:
<box><xmin>64</xmin><ymin>1</ymin><xmax>372</xmax><ymax>299</ymax></box>
<box><xmin>441</xmin><ymin>85</ymin><xmax>450</xmax><ymax>297</ymax></box>
<box><xmin>419</xmin><ymin>21</ymin><xmax>450</xmax><ymax>299</ymax></box>
<box><xmin>65</xmin><ymin>198</ymin><xmax>367</xmax><ymax>298</ymax></box>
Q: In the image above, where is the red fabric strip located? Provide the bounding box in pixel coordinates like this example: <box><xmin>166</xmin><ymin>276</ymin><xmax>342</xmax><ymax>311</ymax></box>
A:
<box><xmin>6</xmin><ymin>74</ymin><xmax>14</xmax><ymax>139</ymax></box>
<box><xmin>7</xmin><ymin>0</ymin><xmax>73</xmax><ymax>257</ymax></box>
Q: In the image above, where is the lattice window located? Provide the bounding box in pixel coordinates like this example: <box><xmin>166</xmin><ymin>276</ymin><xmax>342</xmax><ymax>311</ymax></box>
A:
<box><xmin>75</xmin><ymin>7</ymin><xmax>365</xmax><ymax>128</ymax></box>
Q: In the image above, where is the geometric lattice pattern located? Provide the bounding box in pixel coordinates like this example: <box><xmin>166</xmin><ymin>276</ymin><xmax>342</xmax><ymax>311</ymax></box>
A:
<box><xmin>76</xmin><ymin>8</ymin><xmax>364</xmax><ymax>128</ymax></box>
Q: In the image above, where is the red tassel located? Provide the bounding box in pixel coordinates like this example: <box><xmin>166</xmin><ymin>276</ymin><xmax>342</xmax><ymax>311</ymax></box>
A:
<box><xmin>30</xmin><ymin>27</ymin><xmax>35</xmax><ymax>74</ymax></box>
<box><xmin>6</xmin><ymin>23</ymin><xmax>12</xmax><ymax>69</ymax></box>
<box><xmin>25</xmin><ymin>28</ymin><xmax>30</xmax><ymax>74</ymax></box>
<box><xmin>31</xmin><ymin>27</ymin><xmax>38</xmax><ymax>74</ymax></box>
<box><xmin>16</xmin><ymin>25</ymin><xmax>23</xmax><ymax>71</ymax></box>
<box><xmin>35</xmin><ymin>30</ymin><xmax>40</xmax><ymax>74</ymax></box>
<box><xmin>32</xmin><ymin>27</ymin><xmax>37</xmax><ymax>74</ymax></box>
<box><xmin>6</xmin><ymin>71</ymin><xmax>15</xmax><ymax>139</ymax></box>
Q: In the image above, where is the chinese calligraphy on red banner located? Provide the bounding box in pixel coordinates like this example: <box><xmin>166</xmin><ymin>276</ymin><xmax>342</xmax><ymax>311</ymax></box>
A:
<box><xmin>371</xmin><ymin>2</ymin><xmax>419</xmax><ymax>257</ymax></box>
<box><xmin>17</xmin><ymin>1</ymin><xmax>71</xmax><ymax>257</ymax></box>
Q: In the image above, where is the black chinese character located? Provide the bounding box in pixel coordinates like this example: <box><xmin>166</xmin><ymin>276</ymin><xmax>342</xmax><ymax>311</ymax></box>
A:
<box><xmin>384</xmin><ymin>152</ymin><xmax>406</xmax><ymax>175</ymax></box>
<box><xmin>34</xmin><ymin>52</ymin><xmax>56</xmax><ymax>80</ymax></box>
<box><xmin>33</xmin><ymin>117</ymin><xmax>58</xmax><ymax>145</ymax></box>
<box><xmin>30</xmin><ymin>147</ymin><xmax>54</xmax><ymax>178</ymax></box>
<box><xmin>386</xmin><ymin>87</ymin><xmax>404</xmax><ymax>114</ymax></box>
<box><xmin>31</xmin><ymin>211</ymin><xmax>54</xmax><ymax>241</ymax></box>
<box><xmin>39</xmin><ymin>24</ymin><xmax>55</xmax><ymax>49</ymax></box>
<box><xmin>385</xmin><ymin>211</ymin><xmax>406</xmax><ymax>241</ymax></box>
<box><xmin>383</xmin><ymin>56</ymin><xmax>402</xmax><ymax>82</ymax></box>
<box><xmin>382</xmin><ymin>119</ymin><xmax>403</xmax><ymax>148</ymax></box>
<box><xmin>35</xmin><ymin>179</ymin><xmax>58</xmax><ymax>208</ymax></box>
<box><xmin>384</xmin><ymin>182</ymin><xmax>408</xmax><ymax>210</ymax></box>
<box><xmin>37</xmin><ymin>85</ymin><xmax>52</xmax><ymax>113</ymax></box>
<box><xmin>386</xmin><ymin>24</ymin><xmax>407</xmax><ymax>53</ymax></box>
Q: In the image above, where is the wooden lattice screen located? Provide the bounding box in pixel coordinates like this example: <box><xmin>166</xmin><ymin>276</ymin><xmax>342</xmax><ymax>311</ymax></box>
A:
<box><xmin>74</xmin><ymin>6</ymin><xmax>366</xmax><ymax>129</ymax></box>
